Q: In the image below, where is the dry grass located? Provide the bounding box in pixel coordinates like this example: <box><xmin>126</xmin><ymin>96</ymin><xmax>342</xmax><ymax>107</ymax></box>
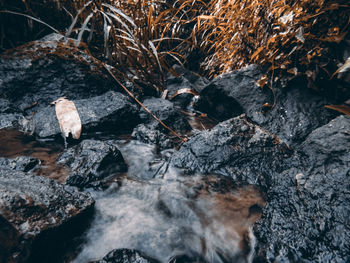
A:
<box><xmin>1</xmin><ymin>0</ymin><xmax>349</xmax><ymax>92</ymax></box>
<box><xmin>186</xmin><ymin>0</ymin><xmax>350</xmax><ymax>83</ymax></box>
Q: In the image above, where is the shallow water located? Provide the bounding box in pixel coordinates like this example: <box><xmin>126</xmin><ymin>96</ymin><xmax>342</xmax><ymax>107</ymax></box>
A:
<box><xmin>0</xmin><ymin>129</ymin><xmax>265</xmax><ymax>263</ymax></box>
<box><xmin>73</xmin><ymin>141</ymin><xmax>265</xmax><ymax>263</ymax></box>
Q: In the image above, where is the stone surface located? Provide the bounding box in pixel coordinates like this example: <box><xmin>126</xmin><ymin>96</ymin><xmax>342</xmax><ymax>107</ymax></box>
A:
<box><xmin>58</xmin><ymin>139</ymin><xmax>127</xmax><ymax>188</ymax></box>
<box><xmin>254</xmin><ymin>115</ymin><xmax>350</xmax><ymax>262</ymax></box>
<box><xmin>90</xmin><ymin>248</ymin><xmax>160</xmax><ymax>263</ymax></box>
<box><xmin>166</xmin><ymin>65</ymin><xmax>209</xmax><ymax>108</ymax></box>
<box><xmin>0</xmin><ymin>156</ymin><xmax>40</xmax><ymax>172</ymax></box>
<box><xmin>195</xmin><ymin>65</ymin><xmax>336</xmax><ymax>145</ymax></box>
<box><xmin>171</xmin><ymin>114</ymin><xmax>292</xmax><ymax>188</ymax></box>
<box><xmin>0</xmin><ymin>34</ymin><xmax>115</xmax><ymax>114</ymax></box>
<box><xmin>140</xmin><ymin>98</ymin><xmax>190</xmax><ymax>132</ymax></box>
<box><xmin>0</xmin><ymin>169</ymin><xmax>94</xmax><ymax>263</ymax></box>
<box><xmin>132</xmin><ymin>124</ymin><xmax>174</xmax><ymax>149</ymax></box>
<box><xmin>0</xmin><ymin>113</ymin><xmax>27</xmax><ymax>130</ymax></box>
<box><xmin>132</xmin><ymin>98</ymin><xmax>190</xmax><ymax>148</ymax></box>
<box><xmin>31</xmin><ymin>91</ymin><xmax>139</xmax><ymax>138</ymax></box>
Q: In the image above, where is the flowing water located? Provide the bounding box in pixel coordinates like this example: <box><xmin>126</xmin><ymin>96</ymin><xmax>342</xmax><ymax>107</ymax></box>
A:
<box><xmin>0</xmin><ymin>129</ymin><xmax>265</xmax><ymax>263</ymax></box>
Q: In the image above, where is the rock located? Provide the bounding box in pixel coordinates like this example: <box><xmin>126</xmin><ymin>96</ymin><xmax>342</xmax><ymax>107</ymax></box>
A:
<box><xmin>195</xmin><ymin>65</ymin><xmax>265</xmax><ymax>121</ymax></box>
<box><xmin>90</xmin><ymin>248</ymin><xmax>160</xmax><ymax>263</ymax></box>
<box><xmin>140</xmin><ymin>98</ymin><xmax>190</xmax><ymax>132</ymax></box>
<box><xmin>132</xmin><ymin>98</ymin><xmax>190</xmax><ymax>148</ymax></box>
<box><xmin>171</xmin><ymin>115</ymin><xmax>292</xmax><ymax>188</ymax></box>
<box><xmin>0</xmin><ymin>113</ymin><xmax>26</xmax><ymax>130</ymax></box>
<box><xmin>0</xmin><ymin>34</ymin><xmax>116</xmax><ymax>114</ymax></box>
<box><xmin>0</xmin><ymin>156</ymin><xmax>40</xmax><ymax>172</ymax></box>
<box><xmin>195</xmin><ymin>65</ymin><xmax>336</xmax><ymax>145</ymax></box>
<box><xmin>166</xmin><ymin>65</ymin><xmax>209</xmax><ymax>108</ymax></box>
<box><xmin>58</xmin><ymin>140</ymin><xmax>127</xmax><ymax>188</ymax></box>
<box><xmin>254</xmin><ymin>116</ymin><xmax>350</xmax><ymax>262</ymax></box>
<box><xmin>0</xmin><ymin>169</ymin><xmax>94</xmax><ymax>263</ymax></box>
<box><xmin>0</xmin><ymin>98</ymin><xmax>18</xmax><ymax>114</ymax></box>
<box><xmin>31</xmin><ymin>91</ymin><xmax>139</xmax><ymax>138</ymax></box>
<box><xmin>132</xmin><ymin>124</ymin><xmax>174</xmax><ymax>149</ymax></box>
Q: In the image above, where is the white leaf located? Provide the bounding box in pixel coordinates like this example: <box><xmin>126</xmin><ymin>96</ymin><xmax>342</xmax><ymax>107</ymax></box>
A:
<box><xmin>52</xmin><ymin>97</ymin><xmax>82</xmax><ymax>139</ymax></box>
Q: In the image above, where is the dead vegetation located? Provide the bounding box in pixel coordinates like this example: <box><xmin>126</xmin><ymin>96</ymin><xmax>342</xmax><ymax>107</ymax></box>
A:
<box><xmin>1</xmin><ymin>0</ymin><xmax>349</xmax><ymax>93</ymax></box>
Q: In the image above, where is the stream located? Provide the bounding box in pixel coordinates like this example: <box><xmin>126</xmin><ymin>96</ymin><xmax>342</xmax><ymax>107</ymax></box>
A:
<box><xmin>0</xmin><ymin>122</ymin><xmax>265</xmax><ymax>263</ymax></box>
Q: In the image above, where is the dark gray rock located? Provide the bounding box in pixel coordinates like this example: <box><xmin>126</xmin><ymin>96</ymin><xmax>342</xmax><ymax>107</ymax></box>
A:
<box><xmin>31</xmin><ymin>91</ymin><xmax>139</xmax><ymax>138</ymax></box>
<box><xmin>0</xmin><ymin>98</ymin><xmax>18</xmax><ymax>114</ymax></box>
<box><xmin>132</xmin><ymin>98</ymin><xmax>190</xmax><ymax>148</ymax></box>
<box><xmin>166</xmin><ymin>65</ymin><xmax>209</xmax><ymax>108</ymax></box>
<box><xmin>90</xmin><ymin>248</ymin><xmax>160</xmax><ymax>263</ymax></box>
<box><xmin>58</xmin><ymin>139</ymin><xmax>127</xmax><ymax>188</ymax></box>
<box><xmin>195</xmin><ymin>65</ymin><xmax>265</xmax><ymax>121</ymax></box>
<box><xmin>195</xmin><ymin>65</ymin><xmax>336</xmax><ymax>146</ymax></box>
<box><xmin>171</xmin><ymin>115</ymin><xmax>292</xmax><ymax>188</ymax></box>
<box><xmin>0</xmin><ymin>35</ymin><xmax>115</xmax><ymax>115</ymax></box>
<box><xmin>254</xmin><ymin>115</ymin><xmax>350</xmax><ymax>262</ymax></box>
<box><xmin>140</xmin><ymin>98</ymin><xmax>190</xmax><ymax>132</ymax></box>
<box><xmin>132</xmin><ymin>124</ymin><xmax>174</xmax><ymax>149</ymax></box>
<box><xmin>0</xmin><ymin>169</ymin><xmax>94</xmax><ymax>263</ymax></box>
<box><xmin>0</xmin><ymin>156</ymin><xmax>40</xmax><ymax>172</ymax></box>
<box><xmin>0</xmin><ymin>113</ymin><xmax>26</xmax><ymax>130</ymax></box>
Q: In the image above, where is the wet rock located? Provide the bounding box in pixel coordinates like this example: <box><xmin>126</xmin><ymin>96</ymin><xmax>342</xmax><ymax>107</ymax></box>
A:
<box><xmin>31</xmin><ymin>91</ymin><xmax>139</xmax><ymax>138</ymax></box>
<box><xmin>171</xmin><ymin>114</ymin><xmax>292</xmax><ymax>188</ymax></box>
<box><xmin>132</xmin><ymin>98</ymin><xmax>190</xmax><ymax>148</ymax></box>
<box><xmin>0</xmin><ymin>98</ymin><xmax>18</xmax><ymax>114</ymax></box>
<box><xmin>166</xmin><ymin>65</ymin><xmax>209</xmax><ymax>108</ymax></box>
<box><xmin>0</xmin><ymin>34</ymin><xmax>115</xmax><ymax>114</ymax></box>
<box><xmin>195</xmin><ymin>65</ymin><xmax>336</xmax><ymax>145</ymax></box>
<box><xmin>132</xmin><ymin>124</ymin><xmax>174</xmax><ymax>149</ymax></box>
<box><xmin>0</xmin><ymin>156</ymin><xmax>40</xmax><ymax>172</ymax></box>
<box><xmin>195</xmin><ymin>65</ymin><xmax>265</xmax><ymax>121</ymax></box>
<box><xmin>0</xmin><ymin>113</ymin><xmax>26</xmax><ymax>130</ymax></box>
<box><xmin>90</xmin><ymin>248</ymin><xmax>160</xmax><ymax>263</ymax></box>
<box><xmin>140</xmin><ymin>98</ymin><xmax>190</xmax><ymax>132</ymax></box>
<box><xmin>254</xmin><ymin>115</ymin><xmax>350</xmax><ymax>262</ymax></box>
<box><xmin>0</xmin><ymin>169</ymin><xmax>94</xmax><ymax>263</ymax></box>
<box><xmin>58</xmin><ymin>139</ymin><xmax>127</xmax><ymax>188</ymax></box>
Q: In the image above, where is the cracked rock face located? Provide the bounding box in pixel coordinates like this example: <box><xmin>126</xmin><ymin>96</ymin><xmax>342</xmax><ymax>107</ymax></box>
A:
<box><xmin>254</xmin><ymin>115</ymin><xmax>350</xmax><ymax>263</ymax></box>
<box><xmin>171</xmin><ymin>114</ymin><xmax>292</xmax><ymax>188</ymax></box>
<box><xmin>0</xmin><ymin>169</ymin><xmax>94</xmax><ymax>263</ymax></box>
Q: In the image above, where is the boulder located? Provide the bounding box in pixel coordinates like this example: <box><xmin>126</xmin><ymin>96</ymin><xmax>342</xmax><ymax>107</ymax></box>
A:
<box><xmin>0</xmin><ymin>169</ymin><xmax>94</xmax><ymax>263</ymax></box>
<box><xmin>58</xmin><ymin>140</ymin><xmax>127</xmax><ymax>189</ymax></box>
<box><xmin>195</xmin><ymin>65</ymin><xmax>336</xmax><ymax>145</ymax></box>
<box><xmin>31</xmin><ymin>91</ymin><xmax>139</xmax><ymax>138</ymax></box>
<box><xmin>254</xmin><ymin>116</ymin><xmax>350</xmax><ymax>262</ymax></box>
<box><xmin>0</xmin><ymin>34</ymin><xmax>115</xmax><ymax>114</ymax></box>
<box><xmin>171</xmin><ymin>114</ymin><xmax>292</xmax><ymax>188</ymax></box>
<box><xmin>90</xmin><ymin>248</ymin><xmax>160</xmax><ymax>263</ymax></box>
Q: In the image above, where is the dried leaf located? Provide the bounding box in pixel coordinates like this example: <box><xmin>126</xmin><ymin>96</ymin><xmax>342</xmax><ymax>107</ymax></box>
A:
<box><xmin>325</xmin><ymin>105</ymin><xmax>350</xmax><ymax>116</ymax></box>
<box><xmin>52</xmin><ymin>97</ymin><xmax>82</xmax><ymax>139</ymax></box>
<box><xmin>169</xmin><ymin>88</ymin><xmax>199</xmax><ymax>100</ymax></box>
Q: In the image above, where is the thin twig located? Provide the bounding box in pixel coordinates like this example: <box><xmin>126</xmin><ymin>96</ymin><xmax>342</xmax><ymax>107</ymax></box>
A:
<box><xmin>102</xmin><ymin>63</ymin><xmax>187</xmax><ymax>142</ymax></box>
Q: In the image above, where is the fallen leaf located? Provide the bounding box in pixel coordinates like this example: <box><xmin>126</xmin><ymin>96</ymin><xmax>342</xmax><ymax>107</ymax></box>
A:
<box><xmin>169</xmin><ymin>88</ymin><xmax>199</xmax><ymax>100</ymax></box>
<box><xmin>52</xmin><ymin>97</ymin><xmax>82</xmax><ymax>139</ymax></box>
